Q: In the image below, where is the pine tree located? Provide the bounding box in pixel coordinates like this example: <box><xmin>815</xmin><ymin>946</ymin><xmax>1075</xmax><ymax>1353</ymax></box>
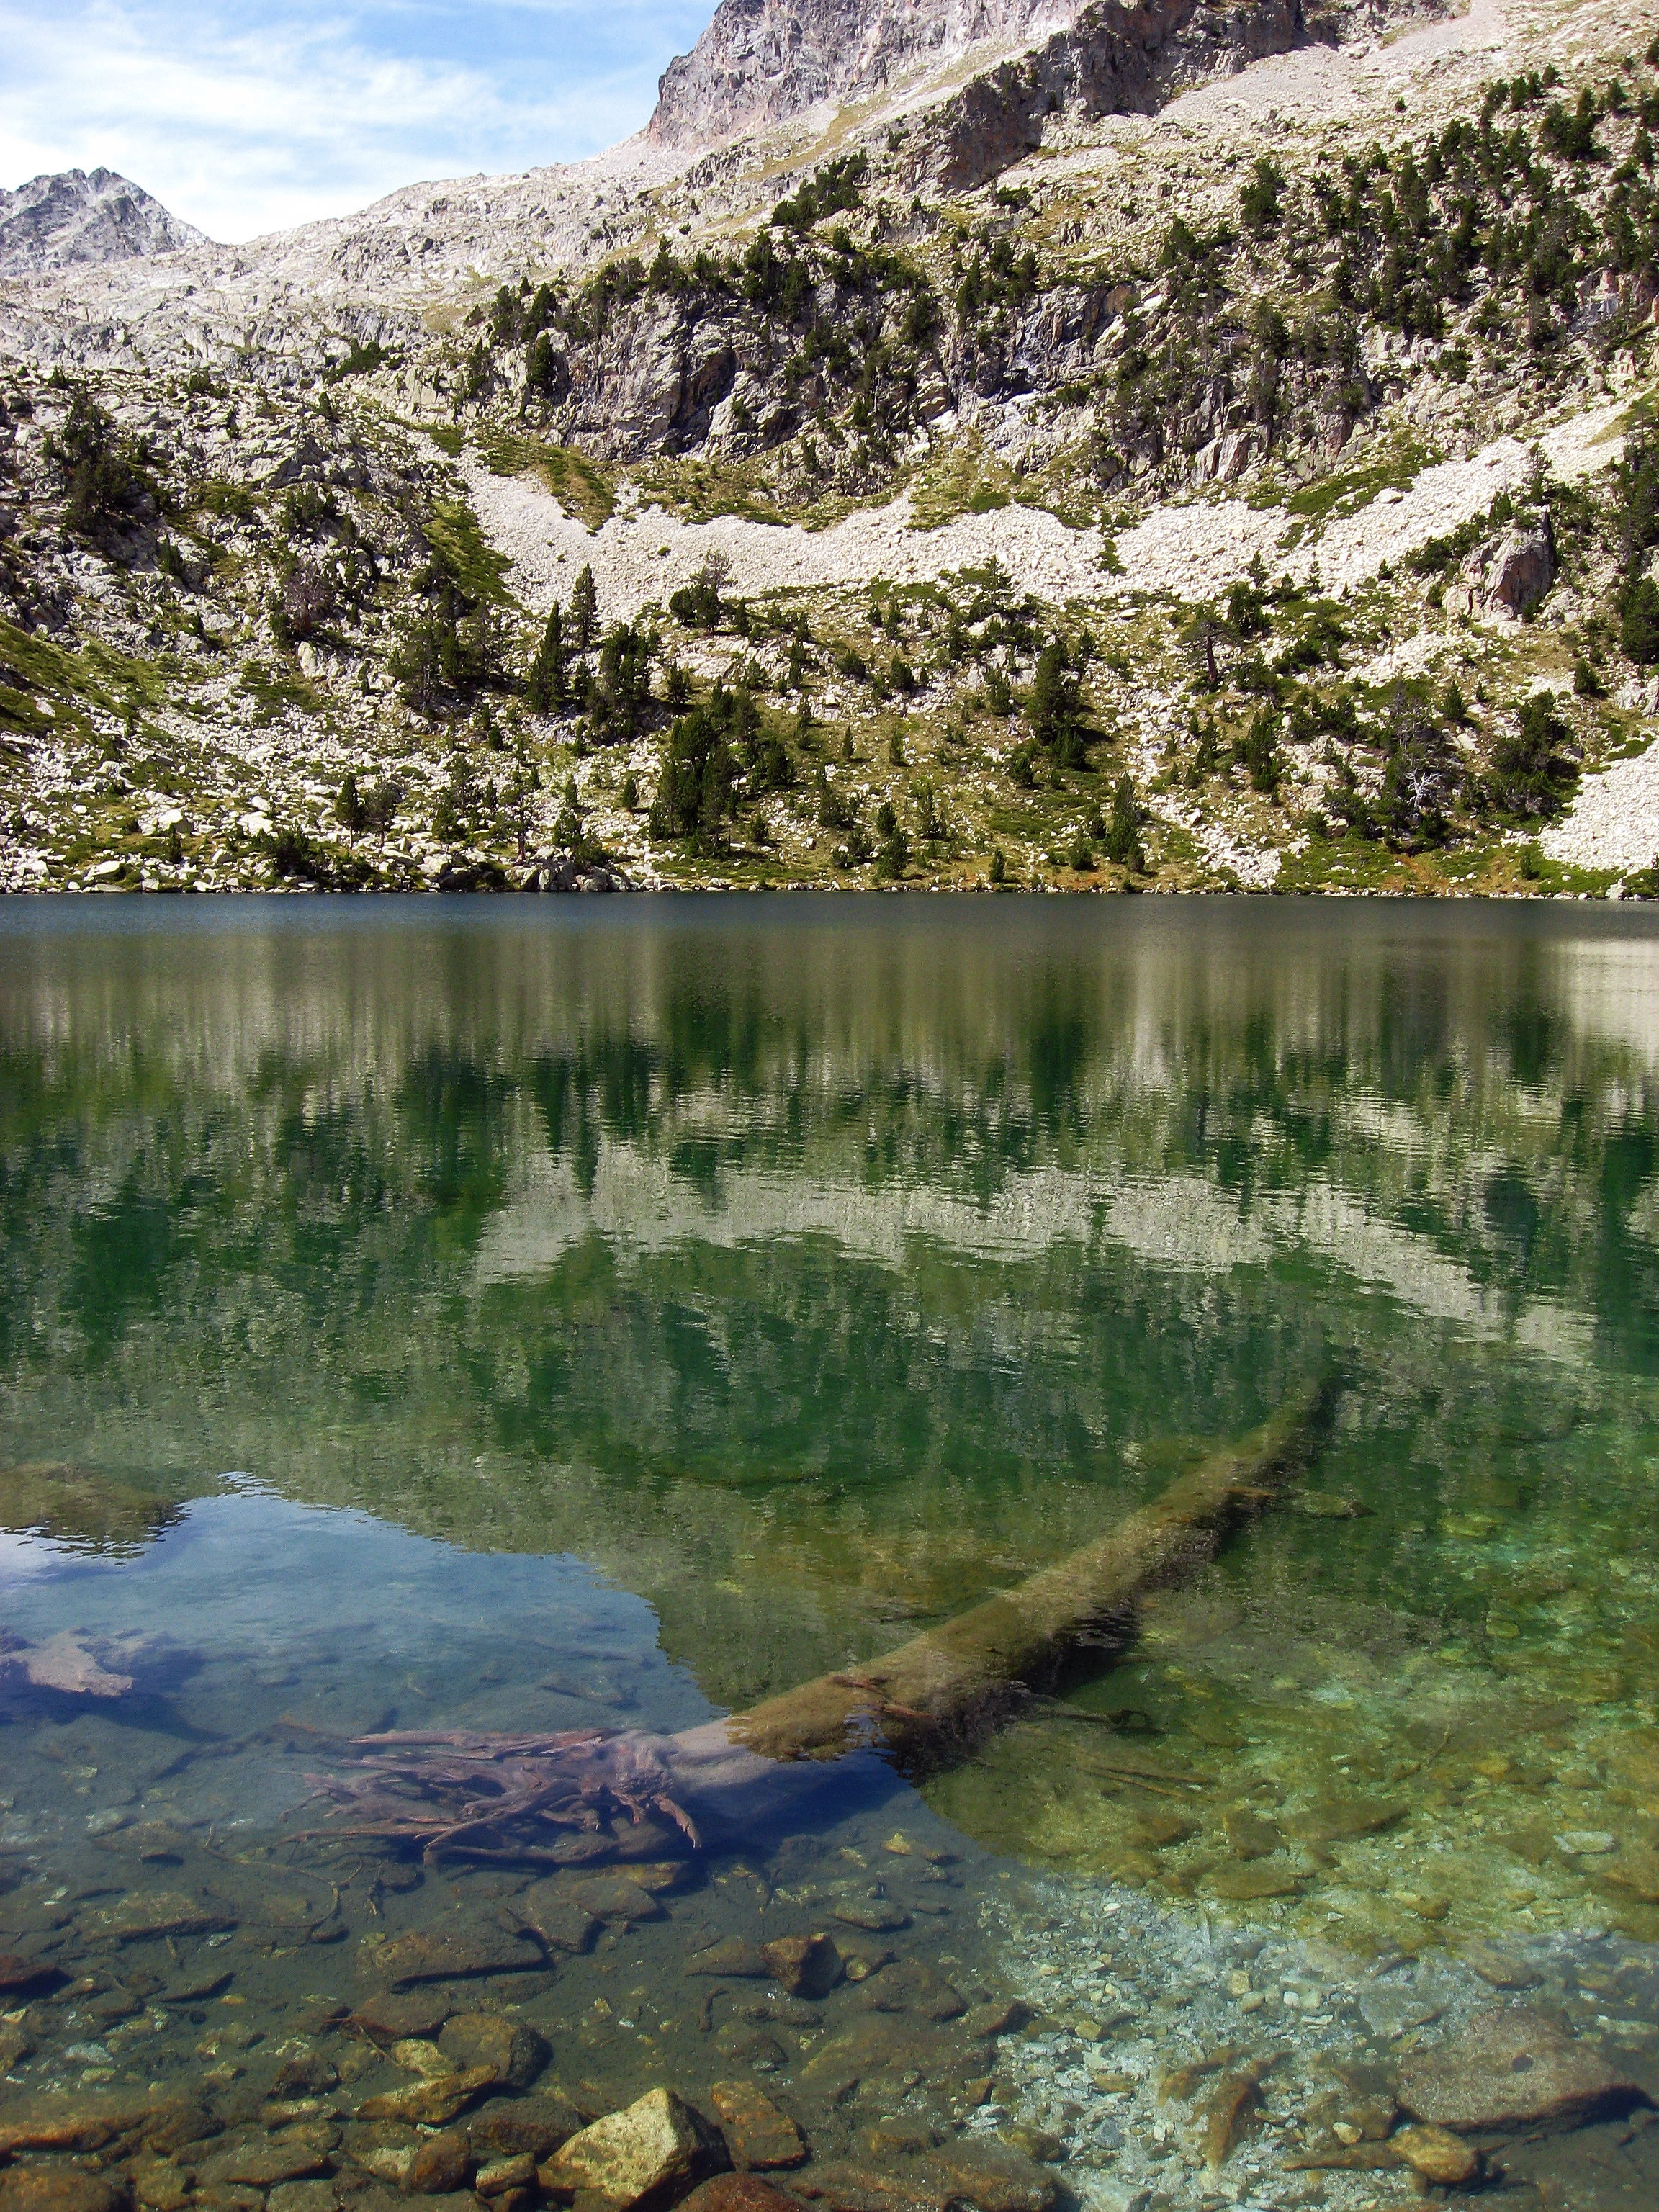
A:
<box><xmin>527</xmin><ymin>603</ymin><xmax>567</xmax><ymax>713</ymax></box>
<box><xmin>1104</xmin><ymin>774</ymin><xmax>1143</xmax><ymax>871</ymax></box>
<box><xmin>570</xmin><ymin>565</ymin><xmax>598</xmax><ymax>652</ymax></box>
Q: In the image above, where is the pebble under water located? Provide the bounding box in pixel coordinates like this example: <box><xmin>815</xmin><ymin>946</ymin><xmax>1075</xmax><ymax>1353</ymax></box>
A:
<box><xmin>4</xmin><ymin>894</ymin><xmax>1659</xmax><ymax>2212</ymax></box>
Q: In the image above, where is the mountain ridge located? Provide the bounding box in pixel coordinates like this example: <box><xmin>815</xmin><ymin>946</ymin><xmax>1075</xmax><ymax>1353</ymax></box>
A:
<box><xmin>0</xmin><ymin>166</ymin><xmax>208</xmax><ymax>277</ymax></box>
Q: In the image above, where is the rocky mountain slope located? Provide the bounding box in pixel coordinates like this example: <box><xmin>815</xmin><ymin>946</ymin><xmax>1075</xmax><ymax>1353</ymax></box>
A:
<box><xmin>0</xmin><ymin>0</ymin><xmax>1655</xmax><ymax>899</ymax></box>
<box><xmin>0</xmin><ymin>167</ymin><xmax>207</xmax><ymax>276</ymax></box>
<box><xmin>648</xmin><ymin>0</ymin><xmax>1083</xmax><ymax>149</ymax></box>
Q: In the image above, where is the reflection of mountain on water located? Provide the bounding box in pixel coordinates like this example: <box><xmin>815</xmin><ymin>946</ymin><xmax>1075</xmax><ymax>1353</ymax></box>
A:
<box><xmin>474</xmin><ymin>1150</ymin><xmax>1593</xmax><ymax>1365</ymax></box>
<box><xmin>1</xmin><ymin>899</ymin><xmax>1658</xmax><ymax>1708</ymax></box>
<box><xmin>0</xmin><ymin>1462</ymin><xmax>197</xmax><ymax>1559</ymax></box>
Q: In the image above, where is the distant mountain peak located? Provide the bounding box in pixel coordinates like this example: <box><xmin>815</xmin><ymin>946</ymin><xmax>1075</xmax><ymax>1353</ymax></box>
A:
<box><xmin>0</xmin><ymin>166</ymin><xmax>207</xmax><ymax>276</ymax></box>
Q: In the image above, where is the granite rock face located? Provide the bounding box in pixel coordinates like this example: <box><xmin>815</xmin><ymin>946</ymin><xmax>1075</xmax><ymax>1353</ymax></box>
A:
<box><xmin>649</xmin><ymin>0</ymin><xmax>1084</xmax><ymax>150</ymax></box>
<box><xmin>0</xmin><ymin>169</ymin><xmax>206</xmax><ymax>276</ymax></box>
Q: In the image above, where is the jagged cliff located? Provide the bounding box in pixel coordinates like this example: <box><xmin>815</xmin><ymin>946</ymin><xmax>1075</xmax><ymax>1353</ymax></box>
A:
<box><xmin>0</xmin><ymin>168</ymin><xmax>207</xmax><ymax>277</ymax></box>
<box><xmin>649</xmin><ymin>0</ymin><xmax>1084</xmax><ymax>149</ymax></box>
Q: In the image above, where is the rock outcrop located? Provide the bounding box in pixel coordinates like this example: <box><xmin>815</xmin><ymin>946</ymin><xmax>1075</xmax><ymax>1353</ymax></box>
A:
<box><xmin>649</xmin><ymin>0</ymin><xmax>1084</xmax><ymax>150</ymax></box>
<box><xmin>0</xmin><ymin>168</ymin><xmax>206</xmax><ymax>276</ymax></box>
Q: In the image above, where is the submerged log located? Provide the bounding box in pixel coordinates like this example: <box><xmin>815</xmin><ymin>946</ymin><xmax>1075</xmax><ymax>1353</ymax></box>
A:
<box><xmin>307</xmin><ymin>1382</ymin><xmax>1334</xmax><ymax>1858</ymax></box>
<box><xmin>672</xmin><ymin>1379</ymin><xmax>1335</xmax><ymax>1799</ymax></box>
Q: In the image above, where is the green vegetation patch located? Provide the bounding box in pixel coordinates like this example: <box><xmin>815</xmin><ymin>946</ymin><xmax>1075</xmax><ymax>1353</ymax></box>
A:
<box><xmin>908</xmin><ymin>436</ymin><xmax>1016</xmax><ymax>531</ymax></box>
<box><xmin>0</xmin><ymin>615</ymin><xmax>172</xmax><ymax>737</ymax></box>
<box><xmin>189</xmin><ymin>478</ymin><xmax>258</xmax><ymax>522</ymax></box>
<box><xmin>239</xmin><ymin>658</ymin><xmax>323</xmax><ymax>722</ymax></box>
<box><xmin>1269</xmin><ymin>441</ymin><xmax>1435</xmax><ymax>542</ymax></box>
<box><xmin>476</xmin><ymin>431</ymin><xmax>616</xmax><ymax>531</ymax></box>
<box><xmin>637</xmin><ymin>456</ymin><xmax>789</xmax><ymax>527</ymax></box>
<box><xmin>425</xmin><ymin>498</ymin><xmax>513</xmax><ymax>604</ymax></box>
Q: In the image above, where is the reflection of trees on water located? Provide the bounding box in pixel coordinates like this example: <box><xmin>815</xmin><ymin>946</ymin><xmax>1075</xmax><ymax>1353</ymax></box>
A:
<box><xmin>1</xmin><ymin>905</ymin><xmax>1658</xmax><ymax>1704</ymax></box>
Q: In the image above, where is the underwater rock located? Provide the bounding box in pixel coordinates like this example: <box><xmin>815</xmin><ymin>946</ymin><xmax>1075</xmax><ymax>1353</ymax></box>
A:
<box><xmin>356</xmin><ymin>2067</ymin><xmax>498</xmax><ymax>2126</ymax></box>
<box><xmin>687</xmin><ymin>1939</ymin><xmax>769</xmax><ymax>1979</ymax></box>
<box><xmin>0</xmin><ymin>1629</ymin><xmax>137</xmax><ymax>1698</ymax></box>
<box><xmin>1221</xmin><ymin>1810</ymin><xmax>1282</xmax><ymax>1861</ymax></box>
<box><xmin>1388</xmin><ymin>2123</ymin><xmax>1482</xmax><ymax>2185</ymax></box>
<box><xmin>266</xmin><ymin>2187</ymin><xmax>339</xmax><ymax>2212</ymax></box>
<box><xmin>129</xmin><ymin>2160</ymin><xmax>191</xmax><ymax>2212</ymax></box>
<box><xmin>474</xmin><ymin>2153</ymin><xmax>538</xmax><ymax>2199</ymax></box>
<box><xmin>406</xmin><ymin>2131</ymin><xmax>472</xmax><ymax>2195</ymax></box>
<box><xmin>199</xmin><ymin>2130</ymin><xmax>334</xmax><ymax>2188</ymax></box>
<box><xmin>1354</xmin><ymin>1983</ymin><xmax>1444</xmax><ymax>2038</ymax></box>
<box><xmin>827</xmin><ymin>1901</ymin><xmax>909</xmax><ymax>1933</ymax></box>
<box><xmin>1292</xmin><ymin>1492</ymin><xmax>1371</xmax><ymax>1519</ymax></box>
<box><xmin>1457</xmin><ymin>1941</ymin><xmax>1535</xmax><ymax>1989</ymax></box>
<box><xmin>387</xmin><ymin>2038</ymin><xmax>452</xmax><ymax>2080</ymax></box>
<box><xmin>678</xmin><ymin>2181</ymin><xmax>803</xmax><ymax>2212</ymax></box>
<box><xmin>799</xmin><ymin>2018</ymin><xmax>961</xmax><ymax>2102</ymax></box>
<box><xmin>625</xmin><ymin>1861</ymin><xmax>695</xmax><ymax>1894</ymax></box>
<box><xmin>760</xmin><ymin>1935</ymin><xmax>842</xmax><ymax>1999</ymax></box>
<box><xmin>794</xmin><ymin>2144</ymin><xmax>1056</xmax><ymax>2212</ymax></box>
<box><xmin>570</xmin><ymin>1875</ymin><xmax>665</xmax><ymax>1925</ymax></box>
<box><xmin>1205</xmin><ymin>1866</ymin><xmax>1303</xmax><ymax>1902</ymax></box>
<box><xmin>439</xmin><ymin>2013</ymin><xmax>549</xmax><ymax>2091</ymax></box>
<box><xmin>271</xmin><ymin>2056</ymin><xmax>340</xmax><ymax>2100</ymax></box>
<box><xmin>855</xmin><ymin>1959</ymin><xmax>964</xmax><ymax>2021</ymax></box>
<box><xmin>367</xmin><ymin>1928</ymin><xmax>543</xmax><ymax>1986</ymax></box>
<box><xmin>539</xmin><ymin>2087</ymin><xmax>721</xmax><ymax>2208</ymax></box>
<box><xmin>788</xmin><ymin>2162</ymin><xmax>949</xmax><ymax>2212</ymax></box>
<box><xmin>714</xmin><ymin>2024</ymin><xmax>787</xmax><ymax>2071</ymax></box>
<box><xmin>959</xmin><ymin>2000</ymin><xmax>1028</xmax><ymax>2039</ymax></box>
<box><xmin>84</xmin><ymin>1892</ymin><xmax>235</xmax><ymax>1942</ymax></box>
<box><xmin>518</xmin><ymin>1884</ymin><xmax>601</xmax><ymax>1954</ymax></box>
<box><xmin>351</xmin><ymin>1992</ymin><xmax>454</xmax><ymax>2045</ymax></box>
<box><xmin>925</xmin><ymin>2141</ymin><xmax>1058</xmax><ymax>2212</ymax></box>
<box><xmin>1397</xmin><ymin>2008</ymin><xmax>1646</xmax><ymax>2132</ymax></box>
<box><xmin>0</xmin><ymin>2100</ymin><xmax>161</xmax><ymax>2156</ymax></box>
<box><xmin>0</xmin><ymin>1954</ymin><xmax>63</xmax><ymax>1995</ymax></box>
<box><xmin>469</xmin><ymin>2097</ymin><xmax>583</xmax><ymax>2163</ymax></box>
<box><xmin>708</xmin><ymin>2082</ymin><xmax>806</xmax><ymax>2169</ymax></box>
<box><xmin>0</xmin><ymin>2172</ymin><xmax>127</xmax><ymax>2212</ymax></box>
<box><xmin>1599</xmin><ymin>1845</ymin><xmax>1659</xmax><ymax>1905</ymax></box>
<box><xmin>1288</xmin><ymin>1796</ymin><xmax>1406</xmax><ymax>1843</ymax></box>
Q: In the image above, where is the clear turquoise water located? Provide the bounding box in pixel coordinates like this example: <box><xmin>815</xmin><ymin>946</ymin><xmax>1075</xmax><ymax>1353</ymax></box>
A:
<box><xmin>3</xmin><ymin>894</ymin><xmax>1659</xmax><ymax>2194</ymax></box>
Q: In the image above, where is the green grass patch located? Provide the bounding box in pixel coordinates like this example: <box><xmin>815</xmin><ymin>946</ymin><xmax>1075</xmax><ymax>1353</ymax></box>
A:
<box><xmin>1279</xmin><ymin>827</ymin><xmax>1622</xmax><ymax>899</ymax></box>
<box><xmin>908</xmin><ymin>436</ymin><xmax>1017</xmax><ymax>531</ymax></box>
<box><xmin>426</xmin><ymin>424</ymin><xmax>467</xmax><ymax>458</ymax></box>
<box><xmin>475</xmin><ymin>431</ymin><xmax>616</xmax><ymax>531</ymax></box>
<box><xmin>636</xmin><ymin>456</ymin><xmax>789</xmax><ymax>526</ymax></box>
<box><xmin>0</xmin><ymin>616</ymin><xmax>171</xmax><ymax>735</ymax></box>
<box><xmin>1267</xmin><ymin>440</ymin><xmax>1434</xmax><ymax>543</ymax></box>
<box><xmin>425</xmin><ymin>498</ymin><xmax>513</xmax><ymax>603</ymax></box>
<box><xmin>1604</xmin><ymin>726</ymin><xmax>1655</xmax><ymax>763</ymax></box>
<box><xmin>1593</xmin><ymin>379</ymin><xmax>1656</xmax><ymax>447</ymax></box>
<box><xmin>239</xmin><ymin>658</ymin><xmax>323</xmax><ymax>721</ymax></box>
<box><xmin>189</xmin><ymin>478</ymin><xmax>258</xmax><ymax>521</ymax></box>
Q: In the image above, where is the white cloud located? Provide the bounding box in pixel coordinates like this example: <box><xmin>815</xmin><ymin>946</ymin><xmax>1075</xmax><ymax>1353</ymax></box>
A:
<box><xmin>0</xmin><ymin>0</ymin><xmax>706</xmax><ymax>241</ymax></box>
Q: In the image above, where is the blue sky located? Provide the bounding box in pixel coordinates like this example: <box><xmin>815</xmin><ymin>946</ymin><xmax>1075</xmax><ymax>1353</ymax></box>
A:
<box><xmin>0</xmin><ymin>0</ymin><xmax>714</xmax><ymax>242</ymax></box>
